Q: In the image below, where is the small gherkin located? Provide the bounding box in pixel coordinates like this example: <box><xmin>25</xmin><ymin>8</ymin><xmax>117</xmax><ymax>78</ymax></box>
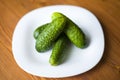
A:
<box><xmin>35</xmin><ymin>17</ymin><xmax>67</xmax><ymax>52</ymax></box>
<box><xmin>52</xmin><ymin>12</ymin><xmax>86</xmax><ymax>48</ymax></box>
<box><xmin>49</xmin><ymin>33</ymin><xmax>68</xmax><ymax>66</ymax></box>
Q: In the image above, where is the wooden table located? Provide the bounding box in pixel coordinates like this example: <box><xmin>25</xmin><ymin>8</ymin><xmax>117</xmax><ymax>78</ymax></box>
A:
<box><xmin>0</xmin><ymin>0</ymin><xmax>120</xmax><ymax>80</ymax></box>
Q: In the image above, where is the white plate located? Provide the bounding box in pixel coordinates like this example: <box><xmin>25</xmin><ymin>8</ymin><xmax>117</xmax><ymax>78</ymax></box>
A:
<box><xmin>12</xmin><ymin>5</ymin><xmax>104</xmax><ymax>78</ymax></box>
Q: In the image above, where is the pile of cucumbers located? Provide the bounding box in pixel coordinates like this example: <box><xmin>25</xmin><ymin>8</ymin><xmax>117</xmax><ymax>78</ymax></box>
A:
<box><xmin>33</xmin><ymin>12</ymin><xmax>86</xmax><ymax>66</ymax></box>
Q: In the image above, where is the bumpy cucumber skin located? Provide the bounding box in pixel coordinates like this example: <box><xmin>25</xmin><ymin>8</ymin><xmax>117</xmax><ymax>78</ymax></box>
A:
<box><xmin>35</xmin><ymin>17</ymin><xmax>67</xmax><ymax>52</ymax></box>
<box><xmin>49</xmin><ymin>34</ymin><xmax>67</xmax><ymax>66</ymax></box>
<box><xmin>33</xmin><ymin>23</ymin><xmax>49</xmax><ymax>39</ymax></box>
<box><xmin>52</xmin><ymin>12</ymin><xmax>86</xmax><ymax>48</ymax></box>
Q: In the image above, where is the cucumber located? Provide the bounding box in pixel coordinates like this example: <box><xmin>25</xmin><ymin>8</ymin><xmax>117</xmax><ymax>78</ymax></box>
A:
<box><xmin>33</xmin><ymin>23</ymin><xmax>49</xmax><ymax>39</ymax></box>
<box><xmin>49</xmin><ymin>34</ymin><xmax>67</xmax><ymax>66</ymax></box>
<box><xmin>35</xmin><ymin>17</ymin><xmax>67</xmax><ymax>52</ymax></box>
<box><xmin>52</xmin><ymin>12</ymin><xmax>86</xmax><ymax>48</ymax></box>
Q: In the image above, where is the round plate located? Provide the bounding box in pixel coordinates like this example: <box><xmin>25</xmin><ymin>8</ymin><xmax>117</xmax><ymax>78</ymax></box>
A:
<box><xmin>12</xmin><ymin>5</ymin><xmax>104</xmax><ymax>78</ymax></box>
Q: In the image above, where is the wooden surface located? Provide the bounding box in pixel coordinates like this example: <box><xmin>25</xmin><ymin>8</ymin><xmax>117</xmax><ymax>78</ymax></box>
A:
<box><xmin>0</xmin><ymin>0</ymin><xmax>120</xmax><ymax>80</ymax></box>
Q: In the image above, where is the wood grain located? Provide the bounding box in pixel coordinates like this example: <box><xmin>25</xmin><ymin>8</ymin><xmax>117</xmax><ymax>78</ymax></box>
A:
<box><xmin>0</xmin><ymin>0</ymin><xmax>120</xmax><ymax>80</ymax></box>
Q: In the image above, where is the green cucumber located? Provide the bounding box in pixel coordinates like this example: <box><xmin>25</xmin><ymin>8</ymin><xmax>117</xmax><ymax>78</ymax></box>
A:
<box><xmin>33</xmin><ymin>23</ymin><xmax>49</xmax><ymax>39</ymax></box>
<box><xmin>35</xmin><ymin>17</ymin><xmax>67</xmax><ymax>52</ymax></box>
<box><xmin>52</xmin><ymin>12</ymin><xmax>86</xmax><ymax>48</ymax></box>
<box><xmin>49</xmin><ymin>34</ymin><xmax>67</xmax><ymax>66</ymax></box>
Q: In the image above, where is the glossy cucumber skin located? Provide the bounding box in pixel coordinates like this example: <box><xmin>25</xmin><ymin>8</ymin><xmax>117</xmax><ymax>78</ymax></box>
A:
<box><xmin>33</xmin><ymin>23</ymin><xmax>49</xmax><ymax>39</ymax></box>
<box><xmin>35</xmin><ymin>17</ymin><xmax>67</xmax><ymax>52</ymax></box>
<box><xmin>49</xmin><ymin>34</ymin><xmax>67</xmax><ymax>66</ymax></box>
<box><xmin>52</xmin><ymin>12</ymin><xmax>86</xmax><ymax>48</ymax></box>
